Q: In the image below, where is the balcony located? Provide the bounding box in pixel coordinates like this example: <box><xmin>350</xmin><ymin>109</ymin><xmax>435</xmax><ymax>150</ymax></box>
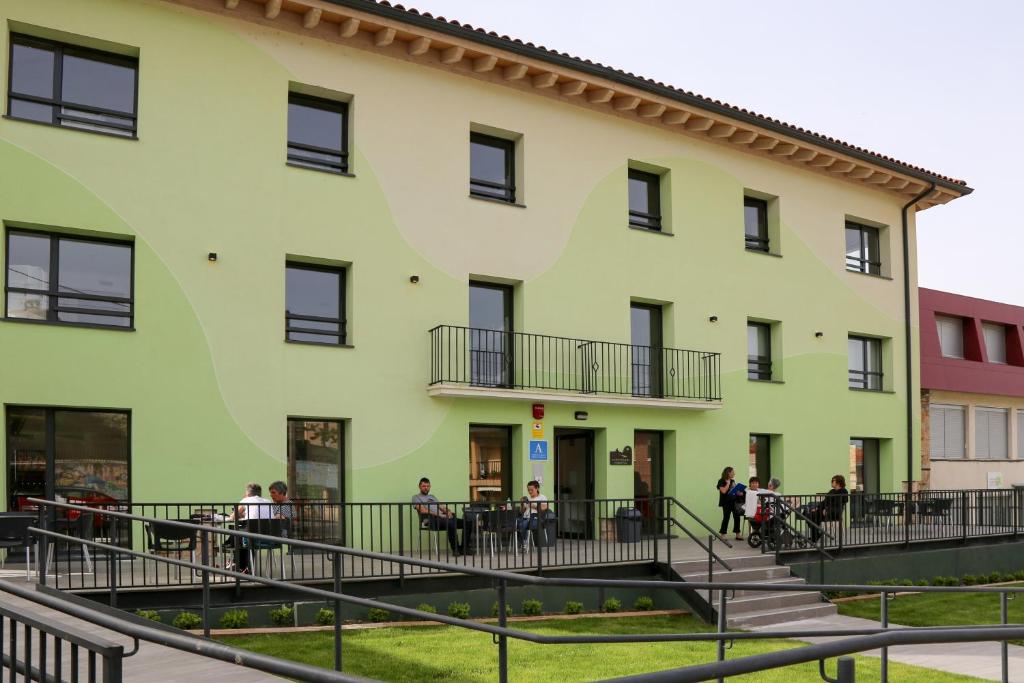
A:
<box><xmin>428</xmin><ymin>325</ymin><xmax>722</xmax><ymax>409</ymax></box>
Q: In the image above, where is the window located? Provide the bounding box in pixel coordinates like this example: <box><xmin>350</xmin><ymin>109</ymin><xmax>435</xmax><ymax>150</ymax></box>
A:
<box><xmin>469</xmin><ymin>282</ymin><xmax>514</xmax><ymax>387</ymax></box>
<box><xmin>470</xmin><ymin>133</ymin><xmax>515</xmax><ymax>203</ymax></box>
<box><xmin>1019</xmin><ymin>410</ymin><xmax>1024</xmax><ymax>460</ymax></box>
<box><xmin>845</xmin><ymin>221</ymin><xmax>881</xmax><ymax>275</ymax></box>
<box><xmin>287</xmin><ymin>93</ymin><xmax>348</xmax><ymax>174</ymax></box>
<box><xmin>634</xmin><ymin>430</ymin><xmax>664</xmax><ymax>534</ymax></box>
<box><xmin>929</xmin><ymin>404</ymin><xmax>966</xmax><ymax>459</ymax></box>
<box><xmin>849</xmin><ymin>438</ymin><xmax>880</xmax><ymax>494</ymax></box>
<box><xmin>748</xmin><ymin>434</ymin><xmax>771</xmax><ymax>482</ymax></box>
<box><xmin>848</xmin><ymin>336</ymin><xmax>883</xmax><ymax>391</ymax></box>
<box><xmin>285</xmin><ymin>263</ymin><xmax>346</xmax><ymax>345</ymax></box>
<box><xmin>935</xmin><ymin>315</ymin><xmax>965</xmax><ymax>359</ymax></box>
<box><xmin>982</xmin><ymin>322</ymin><xmax>1007</xmax><ymax>364</ymax></box>
<box><xmin>7</xmin><ymin>34</ymin><xmax>137</xmax><ymax>137</ymax></box>
<box><xmin>631</xmin><ymin>303</ymin><xmax>663</xmax><ymax>397</ymax></box>
<box><xmin>6</xmin><ymin>407</ymin><xmax>129</xmax><ymax>513</ymax></box>
<box><xmin>975</xmin><ymin>407</ymin><xmax>1008</xmax><ymax>459</ymax></box>
<box><xmin>747</xmin><ymin>322</ymin><xmax>772</xmax><ymax>380</ymax></box>
<box><xmin>744</xmin><ymin>197</ymin><xmax>769</xmax><ymax>252</ymax></box>
<box><xmin>469</xmin><ymin>425</ymin><xmax>512</xmax><ymax>503</ymax></box>
<box><xmin>628</xmin><ymin>169</ymin><xmax>661</xmax><ymax>231</ymax></box>
<box><xmin>5</xmin><ymin>229</ymin><xmax>133</xmax><ymax>328</ymax></box>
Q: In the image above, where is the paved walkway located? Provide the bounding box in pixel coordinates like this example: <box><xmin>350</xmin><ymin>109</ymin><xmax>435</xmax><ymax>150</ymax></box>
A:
<box><xmin>755</xmin><ymin>614</ymin><xmax>1024</xmax><ymax>682</ymax></box>
<box><xmin>0</xmin><ymin>580</ymin><xmax>283</xmax><ymax>682</ymax></box>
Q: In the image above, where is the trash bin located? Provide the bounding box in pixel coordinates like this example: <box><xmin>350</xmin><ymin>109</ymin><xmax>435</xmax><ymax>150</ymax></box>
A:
<box><xmin>615</xmin><ymin>507</ymin><xmax>643</xmax><ymax>544</ymax></box>
<box><xmin>532</xmin><ymin>511</ymin><xmax>558</xmax><ymax>548</ymax></box>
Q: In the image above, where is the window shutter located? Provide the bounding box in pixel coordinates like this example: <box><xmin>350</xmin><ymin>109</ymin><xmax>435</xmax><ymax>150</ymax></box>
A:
<box><xmin>1019</xmin><ymin>410</ymin><xmax>1024</xmax><ymax>460</ymax></box>
<box><xmin>945</xmin><ymin>406</ymin><xmax>965</xmax><ymax>458</ymax></box>
<box><xmin>976</xmin><ymin>408</ymin><xmax>990</xmax><ymax>459</ymax></box>
<box><xmin>936</xmin><ymin>316</ymin><xmax>964</xmax><ymax>359</ymax></box>
<box><xmin>982</xmin><ymin>323</ymin><xmax>1007</xmax><ymax>364</ymax></box>
<box><xmin>930</xmin><ymin>406</ymin><xmax>946</xmax><ymax>459</ymax></box>
<box><xmin>989</xmin><ymin>409</ymin><xmax>1008</xmax><ymax>459</ymax></box>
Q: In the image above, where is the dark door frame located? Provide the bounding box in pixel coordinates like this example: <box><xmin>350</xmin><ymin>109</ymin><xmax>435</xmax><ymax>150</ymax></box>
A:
<box><xmin>554</xmin><ymin>428</ymin><xmax>595</xmax><ymax>540</ymax></box>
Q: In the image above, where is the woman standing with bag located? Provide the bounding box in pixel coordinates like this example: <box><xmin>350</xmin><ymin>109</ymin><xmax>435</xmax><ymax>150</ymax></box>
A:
<box><xmin>717</xmin><ymin>466</ymin><xmax>743</xmax><ymax>540</ymax></box>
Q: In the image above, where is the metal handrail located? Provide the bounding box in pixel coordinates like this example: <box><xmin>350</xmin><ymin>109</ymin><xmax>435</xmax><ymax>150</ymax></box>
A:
<box><xmin>31</xmin><ymin>498</ymin><xmax>1024</xmax><ymax>683</ymax></box>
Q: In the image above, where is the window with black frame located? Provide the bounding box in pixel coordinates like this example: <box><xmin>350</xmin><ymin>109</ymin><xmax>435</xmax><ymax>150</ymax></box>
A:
<box><xmin>7</xmin><ymin>34</ymin><xmax>138</xmax><ymax>137</ymax></box>
<box><xmin>5</xmin><ymin>229</ymin><xmax>133</xmax><ymax>328</ymax></box>
<box><xmin>469</xmin><ymin>133</ymin><xmax>515</xmax><ymax>202</ymax></box>
<box><xmin>287</xmin><ymin>93</ymin><xmax>349</xmax><ymax>174</ymax></box>
<box><xmin>845</xmin><ymin>221</ymin><xmax>881</xmax><ymax>275</ymax></box>
<box><xmin>744</xmin><ymin>197</ymin><xmax>769</xmax><ymax>252</ymax></box>
<box><xmin>747</xmin><ymin>322</ymin><xmax>772</xmax><ymax>380</ymax></box>
<box><xmin>848</xmin><ymin>335</ymin><xmax>883</xmax><ymax>391</ymax></box>
<box><xmin>628</xmin><ymin>169</ymin><xmax>662</xmax><ymax>230</ymax></box>
<box><xmin>285</xmin><ymin>263</ymin><xmax>346</xmax><ymax>345</ymax></box>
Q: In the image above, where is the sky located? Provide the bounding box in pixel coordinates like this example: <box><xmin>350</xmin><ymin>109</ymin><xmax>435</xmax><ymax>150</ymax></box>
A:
<box><xmin>405</xmin><ymin>0</ymin><xmax>1024</xmax><ymax>306</ymax></box>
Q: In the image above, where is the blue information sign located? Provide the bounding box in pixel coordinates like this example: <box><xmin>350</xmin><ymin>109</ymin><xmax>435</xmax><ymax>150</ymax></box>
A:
<box><xmin>528</xmin><ymin>440</ymin><xmax>548</xmax><ymax>461</ymax></box>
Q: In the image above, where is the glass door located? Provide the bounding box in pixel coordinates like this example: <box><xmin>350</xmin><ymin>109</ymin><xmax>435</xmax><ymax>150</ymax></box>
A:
<box><xmin>287</xmin><ymin>419</ymin><xmax>344</xmax><ymax>543</ymax></box>
<box><xmin>630</xmin><ymin>304</ymin><xmax>663</xmax><ymax>397</ymax></box>
<box><xmin>469</xmin><ymin>425</ymin><xmax>512</xmax><ymax>503</ymax></box>
<box><xmin>555</xmin><ymin>429</ymin><xmax>594</xmax><ymax>539</ymax></box>
<box><xmin>469</xmin><ymin>282</ymin><xmax>513</xmax><ymax>387</ymax></box>
<box><xmin>634</xmin><ymin>430</ymin><xmax>664</xmax><ymax>535</ymax></box>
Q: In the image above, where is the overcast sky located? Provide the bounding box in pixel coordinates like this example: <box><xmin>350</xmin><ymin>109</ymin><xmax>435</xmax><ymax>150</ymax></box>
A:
<box><xmin>408</xmin><ymin>0</ymin><xmax>1023</xmax><ymax>306</ymax></box>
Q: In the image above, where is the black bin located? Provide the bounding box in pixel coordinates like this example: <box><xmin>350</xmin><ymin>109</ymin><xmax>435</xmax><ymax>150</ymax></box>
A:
<box><xmin>615</xmin><ymin>507</ymin><xmax>643</xmax><ymax>543</ymax></box>
<box><xmin>532</xmin><ymin>511</ymin><xmax>558</xmax><ymax>548</ymax></box>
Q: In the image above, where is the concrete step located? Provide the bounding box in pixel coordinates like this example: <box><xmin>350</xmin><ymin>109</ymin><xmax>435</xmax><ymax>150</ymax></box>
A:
<box><xmin>709</xmin><ymin>576</ymin><xmax>808</xmax><ymax>599</ymax></box>
<box><xmin>676</xmin><ymin>566</ymin><xmax>793</xmax><ymax>584</ymax></box>
<box><xmin>727</xmin><ymin>601</ymin><xmax>838</xmax><ymax>628</ymax></box>
<box><xmin>718</xmin><ymin>590</ymin><xmax>824</xmax><ymax>615</ymax></box>
<box><xmin>670</xmin><ymin>553</ymin><xmax>776</xmax><ymax>575</ymax></box>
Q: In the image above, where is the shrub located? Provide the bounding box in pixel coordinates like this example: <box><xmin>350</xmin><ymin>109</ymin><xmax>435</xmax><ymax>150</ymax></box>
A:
<box><xmin>1014</xmin><ymin>570</ymin><xmax>1024</xmax><ymax>581</ymax></box>
<box><xmin>914</xmin><ymin>580</ymin><xmax>929</xmax><ymax>587</ymax></box>
<box><xmin>633</xmin><ymin>596</ymin><xmax>655</xmax><ymax>611</ymax></box>
<box><xmin>172</xmin><ymin>612</ymin><xmax>202</xmax><ymax>630</ymax></box>
<box><xmin>447</xmin><ymin>602</ymin><xmax>471</xmax><ymax>620</ymax></box>
<box><xmin>521</xmin><ymin>599</ymin><xmax>543</xmax><ymax>617</ymax></box>
<box><xmin>961</xmin><ymin>575</ymin><xmax>979</xmax><ymax>586</ymax></box>
<box><xmin>565</xmin><ymin>601</ymin><xmax>584</xmax><ymax>615</ymax></box>
<box><xmin>987</xmin><ymin>572</ymin><xmax>1004</xmax><ymax>584</ymax></box>
<box><xmin>367</xmin><ymin>608</ymin><xmax>391</xmax><ymax>623</ymax></box>
<box><xmin>135</xmin><ymin>610</ymin><xmax>161</xmax><ymax>623</ymax></box>
<box><xmin>218</xmin><ymin>609</ymin><xmax>249</xmax><ymax>629</ymax></box>
<box><xmin>491</xmin><ymin>601</ymin><xmax>513</xmax><ymax>618</ymax></box>
<box><xmin>315</xmin><ymin>608</ymin><xmax>336</xmax><ymax>626</ymax></box>
<box><xmin>603</xmin><ymin>598</ymin><xmax>622</xmax><ymax>613</ymax></box>
<box><xmin>417</xmin><ymin>603</ymin><xmax>438</xmax><ymax>615</ymax></box>
<box><xmin>269</xmin><ymin>605</ymin><xmax>293</xmax><ymax>627</ymax></box>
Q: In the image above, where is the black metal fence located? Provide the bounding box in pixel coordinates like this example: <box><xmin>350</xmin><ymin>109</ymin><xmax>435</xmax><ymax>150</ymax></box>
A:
<box><xmin>38</xmin><ymin>498</ymin><xmax>668</xmax><ymax>591</ymax></box>
<box><xmin>429</xmin><ymin>325</ymin><xmax>721</xmax><ymax>401</ymax></box>
<box><xmin>0</xmin><ymin>590</ymin><xmax>126</xmax><ymax>682</ymax></box>
<box><xmin>26</xmin><ymin>498</ymin><xmax>1024</xmax><ymax>683</ymax></box>
<box><xmin>755</xmin><ymin>488</ymin><xmax>1024</xmax><ymax>554</ymax></box>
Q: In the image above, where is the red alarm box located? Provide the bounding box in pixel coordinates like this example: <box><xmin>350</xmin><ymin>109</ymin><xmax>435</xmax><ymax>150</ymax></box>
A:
<box><xmin>532</xmin><ymin>403</ymin><xmax>545</xmax><ymax>420</ymax></box>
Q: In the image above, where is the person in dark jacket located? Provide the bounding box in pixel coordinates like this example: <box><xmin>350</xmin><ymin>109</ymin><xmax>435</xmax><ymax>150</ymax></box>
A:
<box><xmin>716</xmin><ymin>466</ymin><xmax>743</xmax><ymax>540</ymax></box>
<box><xmin>810</xmin><ymin>475</ymin><xmax>849</xmax><ymax>542</ymax></box>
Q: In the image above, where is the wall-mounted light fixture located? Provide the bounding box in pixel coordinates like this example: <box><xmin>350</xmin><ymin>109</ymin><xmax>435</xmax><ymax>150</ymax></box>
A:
<box><xmin>207</xmin><ymin>252</ymin><xmax>218</xmax><ymax>262</ymax></box>
<box><xmin>409</xmin><ymin>275</ymin><xmax>420</xmax><ymax>284</ymax></box>
<box><xmin>815</xmin><ymin>331</ymin><xmax>824</xmax><ymax>338</ymax></box>
<box><xmin>574</xmin><ymin>411</ymin><xmax>588</xmax><ymax>421</ymax></box>
<box><xmin>709</xmin><ymin>315</ymin><xmax>718</xmax><ymax>323</ymax></box>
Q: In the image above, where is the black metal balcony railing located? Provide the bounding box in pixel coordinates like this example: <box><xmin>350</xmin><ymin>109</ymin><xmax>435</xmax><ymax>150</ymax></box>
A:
<box><xmin>429</xmin><ymin>325</ymin><xmax>721</xmax><ymax>401</ymax></box>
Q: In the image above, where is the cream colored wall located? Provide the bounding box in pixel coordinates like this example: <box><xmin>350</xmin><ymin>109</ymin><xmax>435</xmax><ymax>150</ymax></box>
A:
<box><xmin>928</xmin><ymin>389</ymin><xmax>1024</xmax><ymax>489</ymax></box>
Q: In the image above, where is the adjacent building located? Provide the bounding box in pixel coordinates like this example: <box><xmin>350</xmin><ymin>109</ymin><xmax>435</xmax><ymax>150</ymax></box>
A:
<box><xmin>0</xmin><ymin>0</ymin><xmax>971</xmax><ymax>531</ymax></box>
<box><xmin>920</xmin><ymin>289</ymin><xmax>1024</xmax><ymax>490</ymax></box>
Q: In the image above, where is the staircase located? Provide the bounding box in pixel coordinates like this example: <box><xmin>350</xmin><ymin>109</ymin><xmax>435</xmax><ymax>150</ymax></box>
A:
<box><xmin>668</xmin><ymin>553</ymin><xmax>836</xmax><ymax>628</ymax></box>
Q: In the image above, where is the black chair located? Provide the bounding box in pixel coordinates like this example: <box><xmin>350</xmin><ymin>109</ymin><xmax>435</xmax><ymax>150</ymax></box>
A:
<box><xmin>0</xmin><ymin>514</ymin><xmax>34</xmax><ymax>579</ymax></box>
<box><xmin>480</xmin><ymin>509</ymin><xmax>517</xmax><ymax>556</ymax></box>
<box><xmin>242</xmin><ymin>518</ymin><xmax>287</xmax><ymax>579</ymax></box>
<box><xmin>145</xmin><ymin>520</ymin><xmax>198</xmax><ymax>562</ymax></box>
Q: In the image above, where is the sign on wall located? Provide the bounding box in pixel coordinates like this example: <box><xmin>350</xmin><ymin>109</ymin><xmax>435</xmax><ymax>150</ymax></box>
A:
<box><xmin>609</xmin><ymin>445</ymin><xmax>633</xmax><ymax>466</ymax></box>
<box><xmin>529</xmin><ymin>440</ymin><xmax>548</xmax><ymax>461</ymax></box>
<box><xmin>531</xmin><ymin>422</ymin><xmax>544</xmax><ymax>438</ymax></box>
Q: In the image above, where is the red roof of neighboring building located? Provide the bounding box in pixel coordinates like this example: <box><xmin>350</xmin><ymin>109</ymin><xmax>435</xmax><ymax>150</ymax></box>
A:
<box><xmin>920</xmin><ymin>289</ymin><xmax>1024</xmax><ymax>398</ymax></box>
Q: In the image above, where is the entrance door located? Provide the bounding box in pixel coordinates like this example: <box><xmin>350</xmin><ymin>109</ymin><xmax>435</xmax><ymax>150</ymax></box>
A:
<box><xmin>555</xmin><ymin>429</ymin><xmax>594</xmax><ymax>539</ymax></box>
<box><xmin>630</xmin><ymin>304</ymin><xmax>663</xmax><ymax>397</ymax></box>
<box><xmin>849</xmin><ymin>438</ymin><xmax>880</xmax><ymax>522</ymax></box>
<box><xmin>287</xmin><ymin>418</ymin><xmax>344</xmax><ymax>543</ymax></box>
<box><xmin>634</xmin><ymin>431</ymin><xmax>664</xmax><ymax>535</ymax></box>
<box><xmin>469</xmin><ymin>281</ymin><xmax>513</xmax><ymax>387</ymax></box>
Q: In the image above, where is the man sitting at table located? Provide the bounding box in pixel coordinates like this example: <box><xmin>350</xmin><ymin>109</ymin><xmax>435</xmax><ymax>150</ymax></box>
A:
<box><xmin>226</xmin><ymin>482</ymin><xmax>272</xmax><ymax>573</ymax></box>
<box><xmin>411</xmin><ymin>477</ymin><xmax>464</xmax><ymax>556</ymax></box>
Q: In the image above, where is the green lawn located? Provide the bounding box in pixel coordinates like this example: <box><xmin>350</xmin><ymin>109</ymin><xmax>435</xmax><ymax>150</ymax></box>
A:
<box><xmin>220</xmin><ymin>615</ymin><xmax>984</xmax><ymax>682</ymax></box>
<box><xmin>838</xmin><ymin>584</ymin><xmax>1024</xmax><ymax>645</ymax></box>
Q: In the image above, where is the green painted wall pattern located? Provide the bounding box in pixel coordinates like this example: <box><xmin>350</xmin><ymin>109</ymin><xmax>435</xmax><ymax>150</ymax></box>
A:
<box><xmin>0</xmin><ymin>0</ymin><xmax>919</xmax><ymax>535</ymax></box>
